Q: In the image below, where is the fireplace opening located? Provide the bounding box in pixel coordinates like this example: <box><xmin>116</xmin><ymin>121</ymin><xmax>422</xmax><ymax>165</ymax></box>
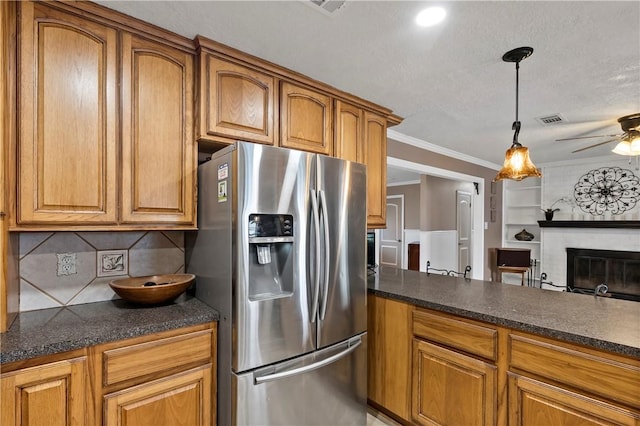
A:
<box><xmin>566</xmin><ymin>248</ymin><xmax>640</xmax><ymax>302</ymax></box>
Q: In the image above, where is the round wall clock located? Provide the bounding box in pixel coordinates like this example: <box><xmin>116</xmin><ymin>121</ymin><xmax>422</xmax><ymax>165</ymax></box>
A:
<box><xmin>573</xmin><ymin>167</ymin><xmax>640</xmax><ymax>215</ymax></box>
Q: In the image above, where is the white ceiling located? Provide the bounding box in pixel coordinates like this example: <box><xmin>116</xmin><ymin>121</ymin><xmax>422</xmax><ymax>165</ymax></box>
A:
<box><xmin>99</xmin><ymin>0</ymin><xmax>639</xmax><ymax>169</ymax></box>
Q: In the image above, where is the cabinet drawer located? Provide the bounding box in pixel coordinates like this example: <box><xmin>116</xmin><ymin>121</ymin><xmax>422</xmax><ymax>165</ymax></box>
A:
<box><xmin>103</xmin><ymin>330</ymin><xmax>212</xmax><ymax>386</ymax></box>
<box><xmin>509</xmin><ymin>334</ymin><xmax>640</xmax><ymax>409</ymax></box>
<box><xmin>412</xmin><ymin>309</ymin><xmax>497</xmax><ymax>361</ymax></box>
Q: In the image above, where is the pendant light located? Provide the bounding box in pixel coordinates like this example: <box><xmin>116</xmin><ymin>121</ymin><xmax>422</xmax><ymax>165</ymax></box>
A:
<box><xmin>494</xmin><ymin>47</ymin><xmax>542</xmax><ymax>181</ymax></box>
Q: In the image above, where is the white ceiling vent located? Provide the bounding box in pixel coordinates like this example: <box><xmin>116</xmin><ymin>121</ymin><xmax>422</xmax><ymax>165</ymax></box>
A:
<box><xmin>306</xmin><ymin>0</ymin><xmax>346</xmax><ymax>15</ymax></box>
<box><xmin>536</xmin><ymin>114</ymin><xmax>567</xmax><ymax>126</ymax></box>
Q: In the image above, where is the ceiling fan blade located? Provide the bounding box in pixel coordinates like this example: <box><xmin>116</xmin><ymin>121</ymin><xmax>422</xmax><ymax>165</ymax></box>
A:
<box><xmin>556</xmin><ymin>134</ymin><xmax>620</xmax><ymax>142</ymax></box>
<box><xmin>571</xmin><ymin>138</ymin><xmax>618</xmax><ymax>153</ymax></box>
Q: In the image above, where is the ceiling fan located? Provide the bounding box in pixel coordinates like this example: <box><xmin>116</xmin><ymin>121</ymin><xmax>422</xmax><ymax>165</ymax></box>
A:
<box><xmin>556</xmin><ymin>113</ymin><xmax>640</xmax><ymax>155</ymax></box>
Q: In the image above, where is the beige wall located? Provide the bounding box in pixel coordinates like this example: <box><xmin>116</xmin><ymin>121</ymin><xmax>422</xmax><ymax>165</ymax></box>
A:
<box><xmin>387</xmin><ymin>184</ymin><xmax>421</xmax><ymax>230</ymax></box>
<box><xmin>387</xmin><ymin>138</ymin><xmax>503</xmax><ymax>280</ymax></box>
<box><xmin>420</xmin><ymin>175</ymin><xmax>474</xmax><ymax>231</ymax></box>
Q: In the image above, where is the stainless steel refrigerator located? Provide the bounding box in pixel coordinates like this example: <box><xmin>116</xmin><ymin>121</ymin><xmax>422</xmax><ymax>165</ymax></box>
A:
<box><xmin>187</xmin><ymin>142</ymin><xmax>367</xmax><ymax>426</ymax></box>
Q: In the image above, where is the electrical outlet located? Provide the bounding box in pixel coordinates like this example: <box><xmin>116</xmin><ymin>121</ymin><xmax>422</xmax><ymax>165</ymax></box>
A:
<box><xmin>57</xmin><ymin>253</ymin><xmax>77</xmax><ymax>276</ymax></box>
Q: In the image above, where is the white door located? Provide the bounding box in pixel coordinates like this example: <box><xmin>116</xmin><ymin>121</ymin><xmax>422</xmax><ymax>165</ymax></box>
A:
<box><xmin>456</xmin><ymin>190</ymin><xmax>472</xmax><ymax>273</ymax></box>
<box><xmin>380</xmin><ymin>196</ymin><xmax>404</xmax><ymax>268</ymax></box>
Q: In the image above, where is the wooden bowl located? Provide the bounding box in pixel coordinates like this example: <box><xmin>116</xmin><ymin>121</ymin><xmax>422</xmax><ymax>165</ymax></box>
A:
<box><xmin>109</xmin><ymin>274</ymin><xmax>195</xmax><ymax>305</ymax></box>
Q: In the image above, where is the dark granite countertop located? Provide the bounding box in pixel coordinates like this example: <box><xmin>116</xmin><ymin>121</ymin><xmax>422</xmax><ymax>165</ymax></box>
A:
<box><xmin>1</xmin><ymin>297</ymin><xmax>219</xmax><ymax>364</ymax></box>
<box><xmin>368</xmin><ymin>267</ymin><xmax>640</xmax><ymax>358</ymax></box>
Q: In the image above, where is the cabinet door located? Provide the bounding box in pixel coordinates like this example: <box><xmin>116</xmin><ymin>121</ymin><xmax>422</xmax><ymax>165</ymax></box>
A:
<box><xmin>120</xmin><ymin>33</ymin><xmax>195</xmax><ymax>225</ymax></box>
<box><xmin>18</xmin><ymin>2</ymin><xmax>117</xmax><ymax>225</ymax></box>
<box><xmin>280</xmin><ymin>81</ymin><xmax>332</xmax><ymax>155</ymax></box>
<box><xmin>334</xmin><ymin>100</ymin><xmax>364</xmax><ymax>163</ymax></box>
<box><xmin>412</xmin><ymin>338</ymin><xmax>497</xmax><ymax>426</ymax></box>
<box><xmin>363</xmin><ymin>111</ymin><xmax>387</xmax><ymax>228</ymax></box>
<box><xmin>367</xmin><ymin>295</ymin><xmax>412</xmax><ymax>422</ymax></box>
<box><xmin>508</xmin><ymin>373</ymin><xmax>639</xmax><ymax>426</ymax></box>
<box><xmin>104</xmin><ymin>366</ymin><xmax>212</xmax><ymax>426</ymax></box>
<box><xmin>1</xmin><ymin>357</ymin><xmax>87</xmax><ymax>426</ymax></box>
<box><xmin>199</xmin><ymin>54</ymin><xmax>276</xmax><ymax>145</ymax></box>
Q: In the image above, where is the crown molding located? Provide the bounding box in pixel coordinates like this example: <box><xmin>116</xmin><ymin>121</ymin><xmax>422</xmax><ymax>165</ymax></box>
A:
<box><xmin>387</xmin><ymin>129</ymin><xmax>502</xmax><ymax>171</ymax></box>
<box><xmin>387</xmin><ymin>180</ymin><xmax>421</xmax><ymax>187</ymax></box>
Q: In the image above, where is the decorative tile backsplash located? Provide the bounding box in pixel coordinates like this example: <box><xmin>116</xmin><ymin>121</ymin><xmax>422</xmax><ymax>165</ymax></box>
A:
<box><xmin>18</xmin><ymin>231</ymin><xmax>185</xmax><ymax>312</ymax></box>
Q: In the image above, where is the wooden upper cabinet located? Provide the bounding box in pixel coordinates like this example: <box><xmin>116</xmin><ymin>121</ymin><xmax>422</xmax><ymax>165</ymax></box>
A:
<box><xmin>363</xmin><ymin>111</ymin><xmax>387</xmax><ymax>228</ymax></box>
<box><xmin>334</xmin><ymin>100</ymin><xmax>364</xmax><ymax>163</ymax></box>
<box><xmin>199</xmin><ymin>54</ymin><xmax>276</xmax><ymax>145</ymax></box>
<box><xmin>280</xmin><ymin>81</ymin><xmax>332</xmax><ymax>155</ymax></box>
<box><xmin>17</xmin><ymin>2</ymin><xmax>117</xmax><ymax>225</ymax></box>
<box><xmin>120</xmin><ymin>33</ymin><xmax>195</xmax><ymax>225</ymax></box>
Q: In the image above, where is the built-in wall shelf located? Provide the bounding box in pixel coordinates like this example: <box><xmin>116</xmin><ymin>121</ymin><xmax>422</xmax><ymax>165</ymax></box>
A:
<box><xmin>505</xmin><ymin>239</ymin><xmax>541</xmax><ymax>245</ymax></box>
<box><xmin>538</xmin><ymin>220</ymin><xmax>640</xmax><ymax>229</ymax></box>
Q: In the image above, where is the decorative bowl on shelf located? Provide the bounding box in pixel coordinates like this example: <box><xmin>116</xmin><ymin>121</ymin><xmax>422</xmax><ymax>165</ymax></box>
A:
<box><xmin>109</xmin><ymin>274</ymin><xmax>195</xmax><ymax>305</ymax></box>
<box><xmin>514</xmin><ymin>228</ymin><xmax>534</xmax><ymax>241</ymax></box>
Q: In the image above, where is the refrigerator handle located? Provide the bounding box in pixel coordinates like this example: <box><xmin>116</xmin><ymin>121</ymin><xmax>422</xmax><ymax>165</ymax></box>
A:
<box><xmin>253</xmin><ymin>335</ymin><xmax>362</xmax><ymax>384</ymax></box>
<box><xmin>310</xmin><ymin>189</ymin><xmax>321</xmax><ymax>323</ymax></box>
<box><xmin>319</xmin><ymin>190</ymin><xmax>330</xmax><ymax>320</ymax></box>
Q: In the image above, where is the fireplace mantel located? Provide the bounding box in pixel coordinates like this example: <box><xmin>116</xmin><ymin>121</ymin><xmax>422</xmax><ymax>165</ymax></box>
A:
<box><xmin>538</xmin><ymin>220</ymin><xmax>640</xmax><ymax>229</ymax></box>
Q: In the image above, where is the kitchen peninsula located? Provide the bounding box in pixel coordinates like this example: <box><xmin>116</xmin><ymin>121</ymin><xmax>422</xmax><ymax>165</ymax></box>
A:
<box><xmin>368</xmin><ymin>266</ymin><xmax>640</xmax><ymax>425</ymax></box>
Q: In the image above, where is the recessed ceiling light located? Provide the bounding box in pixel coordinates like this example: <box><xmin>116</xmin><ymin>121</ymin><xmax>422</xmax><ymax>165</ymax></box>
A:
<box><xmin>416</xmin><ymin>6</ymin><xmax>446</xmax><ymax>27</ymax></box>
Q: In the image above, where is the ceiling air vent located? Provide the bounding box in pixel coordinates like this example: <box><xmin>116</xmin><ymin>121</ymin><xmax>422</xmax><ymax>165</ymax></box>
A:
<box><xmin>307</xmin><ymin>0</ymin><xmax>346</xmax><ymax>14</ymax></box>
<box><xmin>536</xmin><ymin>114</ymin><xmax>567</xmax><ymax>126</ymax></box>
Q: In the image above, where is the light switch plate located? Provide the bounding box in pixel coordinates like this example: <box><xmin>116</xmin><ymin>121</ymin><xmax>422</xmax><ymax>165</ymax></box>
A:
<box><xmin>97</xmin><ymin>250</ymin><xmax>128</xmax><ymax>277</ymax></box>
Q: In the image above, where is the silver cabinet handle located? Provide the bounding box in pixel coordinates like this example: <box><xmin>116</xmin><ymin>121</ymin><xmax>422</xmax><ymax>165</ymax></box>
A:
<box><xmin>319</xmin><ymin>190</ymin><xmax>330</xmax><ymax>321</ymax></box>
<box><xmin>310</xmin><ymin>189</ymin><xmax>321</xmax><ymax>323</ymax></box>
<box><xmin>254</xmin><ymin>336</ymin><xmax>361</xmax><ymax>384</ymax></box>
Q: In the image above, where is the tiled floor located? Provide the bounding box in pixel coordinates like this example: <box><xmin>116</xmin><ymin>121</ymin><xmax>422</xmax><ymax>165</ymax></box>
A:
<box><xmin>367</xmin><ymin>408</ymin><xmax>402</xmax><ymax>426</ymax></box>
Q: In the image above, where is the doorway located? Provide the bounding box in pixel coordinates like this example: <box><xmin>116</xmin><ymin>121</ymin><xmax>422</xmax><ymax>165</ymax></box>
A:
<box><xmin>456</xmin><ymin>190</ymin><xmax>472</xmax><ymax>273</ymax></box>
<box><xmin>379</xmin><ymin>195</ymin><xmax>404</xmax><ymax>268</ymax></box>
<box><xmin>387</xmin><ymin>157</ymin><xmax>485</xmax><ymax>280</ymax></box>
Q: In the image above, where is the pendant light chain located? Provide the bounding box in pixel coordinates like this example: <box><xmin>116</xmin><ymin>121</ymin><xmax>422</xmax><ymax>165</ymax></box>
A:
<box><xmin>512</xmin><ymin>60</ymin><xmax>522</xmax><ymax>147</ymax></box>
<box><xmin>515</xmin><ymin>61</ymin><xmax>519</xmax><ymax>123</ymax></box>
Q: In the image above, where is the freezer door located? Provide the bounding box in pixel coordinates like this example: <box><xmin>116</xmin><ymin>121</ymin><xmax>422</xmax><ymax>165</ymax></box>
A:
<box><xmin>235</xmin><ymin>142</ymin><xmax>317</xmax><ymax>372</ymax></box>
<box><xmin>317</xmin><ymin>156</ymin><xmax>367</xmax><ymax>348</ymax></box>
<box><xmin>234</xmin><ymin>333</ymin><xmax>367</xmax><ymax>426</ymax></box>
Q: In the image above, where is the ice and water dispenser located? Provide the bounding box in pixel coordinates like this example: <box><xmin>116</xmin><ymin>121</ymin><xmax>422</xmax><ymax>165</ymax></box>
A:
<box><xmin>247</xmin><ymin>214</ymin><xmax>294</xmax><ymax>300</ymax></box>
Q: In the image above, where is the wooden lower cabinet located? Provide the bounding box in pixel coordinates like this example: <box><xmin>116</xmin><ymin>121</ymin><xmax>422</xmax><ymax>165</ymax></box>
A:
<box><xmin>368</xmin><ymin>295</ymin><xmax>640</xmax><ymax>426</ymax></box>
<box><xmin>104</xmin><ymin>366</ymin><xmax>212</xmax><ymax>426</ymax></box>
<box><xmin>367</xmin><ymin>294</ymin><xmax>412</xmax><ymax>422</ymax></box>
<box><xmin>1</xmin><ymin>323</ymin><xmax>217</xmax><ymax>426</ymax></box>
<box><xmin>508</xmin><ymin>373</ymin><xmax>639</xmax><ymax>426</ymax></box>
<box><xmin>1</xmin><ymin>356</ymin><xmax>88</xmax><ymax>426</ymax></box>
<box><xmin>411</xmin><ymin>337</ymin><xmax>497</xmax><ymax>426</ymax></box>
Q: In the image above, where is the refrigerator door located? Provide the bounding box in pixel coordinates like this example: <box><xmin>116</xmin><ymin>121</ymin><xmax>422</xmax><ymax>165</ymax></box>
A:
<box><xmin>317</xmin><ymin>155</ymin><xmax>367</xmax><ymax>348</ymax></box>
<box><xmin>234</xmin><ymin>333</ymin><xmax>367</xmax><ymax>426</ymax></box>
<box><xmin>235</xmin><ymin>142</ymin><xmax>317</xmax><ymax>372</ymax></box>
